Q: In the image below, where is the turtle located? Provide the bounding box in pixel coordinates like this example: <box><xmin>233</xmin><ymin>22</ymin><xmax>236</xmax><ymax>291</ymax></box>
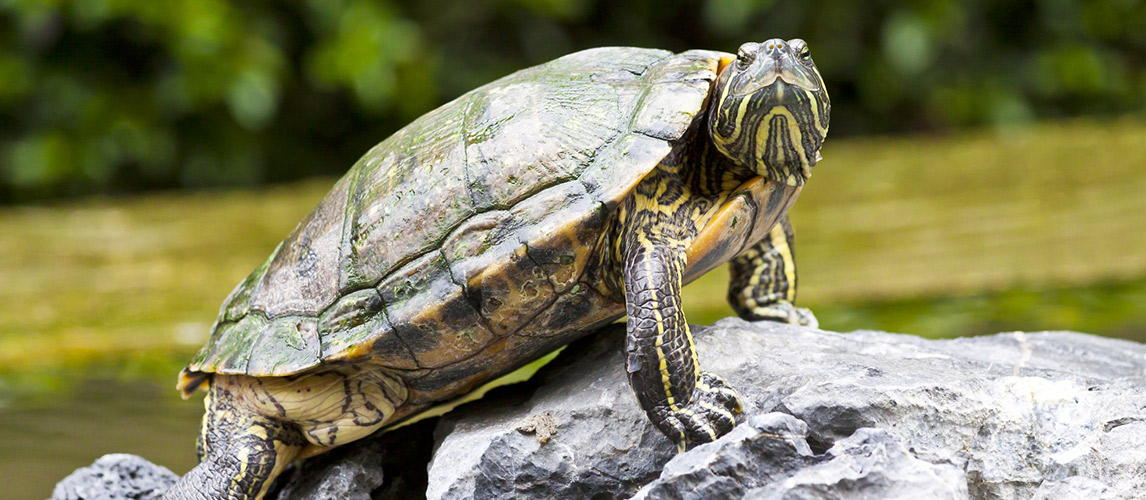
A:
<box><xmin>163</xmin><ymin>38</ymin><xmax>829</xmax><ymax>500</ymax></box>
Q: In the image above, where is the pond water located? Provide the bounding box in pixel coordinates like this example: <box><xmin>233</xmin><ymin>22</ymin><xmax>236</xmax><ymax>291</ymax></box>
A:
<box><xmin>0</xmin><ymin>375</ymin><xmax>201</xmax><ymax>500</ymax></box>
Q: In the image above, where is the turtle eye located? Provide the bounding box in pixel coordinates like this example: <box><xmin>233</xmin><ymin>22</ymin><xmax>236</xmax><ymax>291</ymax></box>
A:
<box><xmin>735</xmin><ymin>42</ymin><xmax>756</xmax><ymax>68</ymax></box>
<box><xmin>789</xmin><ymin>39</ymin><xmax>811</xmax><ymax>62</ymax></box>
<box><xmin>736</xmin><ymin>52</ymin><xmax>750</xmax><ymax>68</ymax></box>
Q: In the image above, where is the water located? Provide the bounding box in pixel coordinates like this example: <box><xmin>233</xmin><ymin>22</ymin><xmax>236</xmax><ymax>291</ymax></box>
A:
<box><xmin>0</xmin><ymin>375</ymin><xmax>202</xmax><ymax>500</ymax></box>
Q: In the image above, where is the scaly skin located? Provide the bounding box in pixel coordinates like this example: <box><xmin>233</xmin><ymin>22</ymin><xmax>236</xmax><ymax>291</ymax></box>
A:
<box><xmin>728</xmin><ymin>216</ymin><xmax>818</xmax><ymax>327</ymax></box>
<box><xmin>164</xmin><ymin>368</ymin><xmax>406</xmax><ymax>500</ymax></box>
<box><xmin>605</xmin><ymin>124</ymin><xmax>756</xmax><ymax>448</ymax></box>
<box><xmin>609</xmin><ymin>37</ymin><xmax>829</xmax><ymax>449</ymax></box>
<box><xmin>163</xmin><ymin>379</ymin><xmax>306</xmax><ymax>500</ymax></box>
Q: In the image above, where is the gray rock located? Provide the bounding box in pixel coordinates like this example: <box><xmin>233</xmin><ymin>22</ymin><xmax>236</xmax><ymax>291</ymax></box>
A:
<box><xmin>53</xmin><ymin>321</ymin><xmax>1146</xmax><ymax>500</ymax></box>
<box><xmin>629</xmin><ymin>413</ymin><xmax>818</xmax><ymax>500</ymax></box>
<box><xmin>273</xmin><ymin>417</ymin><xmax>437</xmax><ymax>500</ymax></box>
<box><xmin>730</xmin><ymin>324</ymin><xmax>1146</xmax><ymax>499</ymax></box>
<box><xmin>426</xmin><ymin>328</ymin><xmax>676</xmax><ymax>500</ymax></box>
<box><xmin>746</xmin><ymin>428</ymin><xmax>968</xmax><ymax>500</ymax></box>
<box><xmin>49</xmin><ymin>453</ymin><xmax>177</xmax><ymax>500</ymax></box>
<box><xmin>273</xmin><ymin>443</ymin><xmax>384</xmax><ymax>500</ymax></box>
<box><xmin>624</xmin><ymin>415</ymin><xmax>966</xmax><ymax>500</ymax></box>
<box><xmin>1032</xmin><ymin>476</ymin><xmax>1115</xmax><ymax>500</ymax></box>
<box><xmin>427</xmin><ymin>320</ymin><xmax>1146</xmax><ymax>500</ymax></box>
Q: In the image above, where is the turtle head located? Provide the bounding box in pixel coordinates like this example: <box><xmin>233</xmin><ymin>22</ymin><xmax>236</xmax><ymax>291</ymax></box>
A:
<box><xmin>708</xmin><ymin>38</ymin><xmax>830</xmax><ymax>186</ymax></box>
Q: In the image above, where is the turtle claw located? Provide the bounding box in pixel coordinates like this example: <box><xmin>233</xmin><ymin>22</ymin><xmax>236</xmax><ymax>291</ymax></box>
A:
<box><xmin>650</xmin><ymin>372</ymin><xmax>743</xmax><ymax>451</ymax></box>
<box><xmin>747</xmin><ymin>301</ymin><xmax>818</xmax><ymax>328</ymax></box>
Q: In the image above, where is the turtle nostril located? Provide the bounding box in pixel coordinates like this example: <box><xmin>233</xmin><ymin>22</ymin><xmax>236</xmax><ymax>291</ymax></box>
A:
<box><xmin>762</xmin><ymin>39</ymin><xmax>787</xmax><ymax>54</ymax></box>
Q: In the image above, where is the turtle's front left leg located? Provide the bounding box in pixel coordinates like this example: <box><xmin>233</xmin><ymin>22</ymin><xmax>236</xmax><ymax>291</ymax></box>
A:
<box><xmin>622</xmin><ymin>239</ymin><xmax>743</xmax><ymax>450</ymax></box>
<box><xmin>729</xmin><ymin>215</ymin><xmax>818</xmax><ymax>327</ymax></box>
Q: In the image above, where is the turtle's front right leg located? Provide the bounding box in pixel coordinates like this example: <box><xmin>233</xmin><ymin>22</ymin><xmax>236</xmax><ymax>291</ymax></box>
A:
<box><xmin>728</xmin><ymin>215</ymin><xmax>818</xmax><ymax>327</ymax></box>
<box><xmin>622</xmin><ymin>240</ymin><xmax>743</xmax><ymax>450</ymax></box>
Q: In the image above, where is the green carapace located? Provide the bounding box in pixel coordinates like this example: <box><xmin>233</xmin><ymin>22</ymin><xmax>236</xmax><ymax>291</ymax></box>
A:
<box><xmin>164</xmin><ymin>39</ymin><xmax>830</xmax><ymax>499</ymax></box>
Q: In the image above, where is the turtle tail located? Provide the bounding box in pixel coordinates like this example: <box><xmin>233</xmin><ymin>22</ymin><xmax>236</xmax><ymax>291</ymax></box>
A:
<box><xmin>176</xmin><ymin>368</ymin><xmax>210</xmax><ymax>399</ymax></box>
<box><xmin>163</xmin><ymin>376</ymin><xmax>306</xmax><ymax>500</ymax></box>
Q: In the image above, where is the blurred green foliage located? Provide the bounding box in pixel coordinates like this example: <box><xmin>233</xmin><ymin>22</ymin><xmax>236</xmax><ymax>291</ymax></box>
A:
<box><xmin>1</xmin><ymin>0</ymin><xmax>1145</xmax><ymax>202</ymax></box>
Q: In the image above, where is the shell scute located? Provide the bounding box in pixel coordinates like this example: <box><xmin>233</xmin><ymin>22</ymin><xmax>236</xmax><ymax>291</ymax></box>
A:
<box><xmin>578</xmin><ymin>132</ymin><xmax>673</xmax><ymax>207</ymax></box>
<box><xmin>443</xmin><ymin>217</ymin><xmax>555</xmax><ymax>337</ymax></box>
<box><xmin>245</xmin><ymin>317</ymin><xmax>320</xmax><ymax>375</ymax></box>
<box><xmin>377</xmin><ymin>252</ymin><xmax>495</xmax><ymax>368</ymax></box>
<box><xmin>340</xmin><ymin>105</ymin><xmax>475</xmax><ymax>292</ymax></box>
<box><xmin>463</xmin><ymin>82</ymin><xmax>620</xmax><ymax>212</ymax></box>
<box><xmin>442</xmin><ymin>182</ymin><xmax>607</xmax><ymax>336</ymax></box>
<box><xmin>630</xmin><ymin>51</ymin><xmax>721</xmax><ymax>141</ymax></box>
<box><xmin>252</xmin><ymin>176</ymin><xmax>350</xmax><ymax>318</ymax></box>
<box><xmin>191</xmin><ymin>313</ymin><xmax>266</xmax><ymax>373</ymax></box>
<box><xmin>317</xmin><ymin>288</ymin><xmax>387</xmax><ymax>364</ymax></box>
<box><xmin>512</xmin><ymin>181</ymin><xmax>599</xmax><ymax>293</ymax></box>
<box><xmin>192</xmin><ymin>47</ymin><xmax>726</xmax><ymax>377</ymax></box>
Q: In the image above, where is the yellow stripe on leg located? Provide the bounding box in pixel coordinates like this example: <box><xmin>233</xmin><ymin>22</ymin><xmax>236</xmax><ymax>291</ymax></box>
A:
<box><xmin>768</xmin><ymin>223</ymin><xmax>797</xmax><ymax>302</ymax></box>
<box><xmin>645</xmin><ymin>244</ymin><xmax>679</xmax><ymax>412</ymax></box>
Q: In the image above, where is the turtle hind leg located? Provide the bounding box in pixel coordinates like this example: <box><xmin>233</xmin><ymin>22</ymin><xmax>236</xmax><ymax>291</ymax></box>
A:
<box><xmin>163</xmin><ymin>377</ymin><xmax>306</xmax><ymax>500</ymax></box>
<box><xmin>728</xmin><ymin>216</ymin><xmax>818</xmax><ymax>328</ymax></box>
<box><xmin>165</xmin><ymin>368</ymin><xmax>408</xmax><ymax>500</ymax></box>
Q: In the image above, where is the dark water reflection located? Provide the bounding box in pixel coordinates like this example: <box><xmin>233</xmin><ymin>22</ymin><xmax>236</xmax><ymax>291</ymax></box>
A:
<box><xmin>0</xmin><ymin>377</ymin><xmax>202</xmax><ymax>500</ymax></box>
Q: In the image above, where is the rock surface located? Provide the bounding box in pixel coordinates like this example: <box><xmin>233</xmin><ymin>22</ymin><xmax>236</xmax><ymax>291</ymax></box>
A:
<box><xmin>425</xmin><ymin>325</ymin><xmax>677</xmax><ymax>500</ymax></box>
<box><xmin>49</xmin><ymin>453</ymin><xmax>177</xmax><ymax>500</ymax></box>
<box><xmin>628</xmin><ymin>412</ymin><xmax>819</xmax><ymax>500</ymax></box>
<box><xmin>627</xmin><ymin>415</ymin><xmax>968</xmax><ymax>500</ymax></box>
<box><xmin>745</xmin><ymin>427</ymin><xmax>968</xmax><ymax>499</ymax></box>
<box><xmin>425</xmin><ymin>320</ymin><xmax>1146</xmax><ymax>500</ymax></box>
<box><xmin>51</xmin><ymin>320</ymin><xmax>1146</xmax><ymax>499</ymax></box>
<box><xmin>273</xmin><ymin>418</ymin><xmax>437</xmax><ymax>500</ymax></box>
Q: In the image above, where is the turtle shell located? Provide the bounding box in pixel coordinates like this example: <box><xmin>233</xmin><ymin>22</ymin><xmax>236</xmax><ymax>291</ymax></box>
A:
<box><xmin>186</xmin><ymin>47</ymin><xmax>728</xmax><ymax>379</ymax></box>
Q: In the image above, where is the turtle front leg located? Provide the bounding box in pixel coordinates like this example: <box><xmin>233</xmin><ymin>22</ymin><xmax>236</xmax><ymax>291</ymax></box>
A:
<box><xmin>163</xmin><ymin>377</ymin><xmax>305</xmax><ymax>500</ymax></box>
<box><xmin>729</xmin><ymin>216</ymin><xmax>818</xmax><ymax>328</ymax></box>
<box><xmin>622</xmin><ymin>241</ymin><xmax>743</xmax><ymax>450</ymax></box>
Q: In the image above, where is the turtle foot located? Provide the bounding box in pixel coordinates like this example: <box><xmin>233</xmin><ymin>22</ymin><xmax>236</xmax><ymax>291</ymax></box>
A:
<box><xmin>649</xmin><ymin>372</ymin><xmax>743</xmax><ymax>451</ymax></box>
<box><xmin>745</xmin><ymin>301</ymin><xmax>818</xmax><ymax>328</ymax></box>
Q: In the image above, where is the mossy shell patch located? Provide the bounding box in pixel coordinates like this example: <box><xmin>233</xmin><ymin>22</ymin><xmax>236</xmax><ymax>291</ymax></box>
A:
<box><xmin>188</xmin><ymin>48</ymin><xmax>727</xmax><ymax>377</ymax></box>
